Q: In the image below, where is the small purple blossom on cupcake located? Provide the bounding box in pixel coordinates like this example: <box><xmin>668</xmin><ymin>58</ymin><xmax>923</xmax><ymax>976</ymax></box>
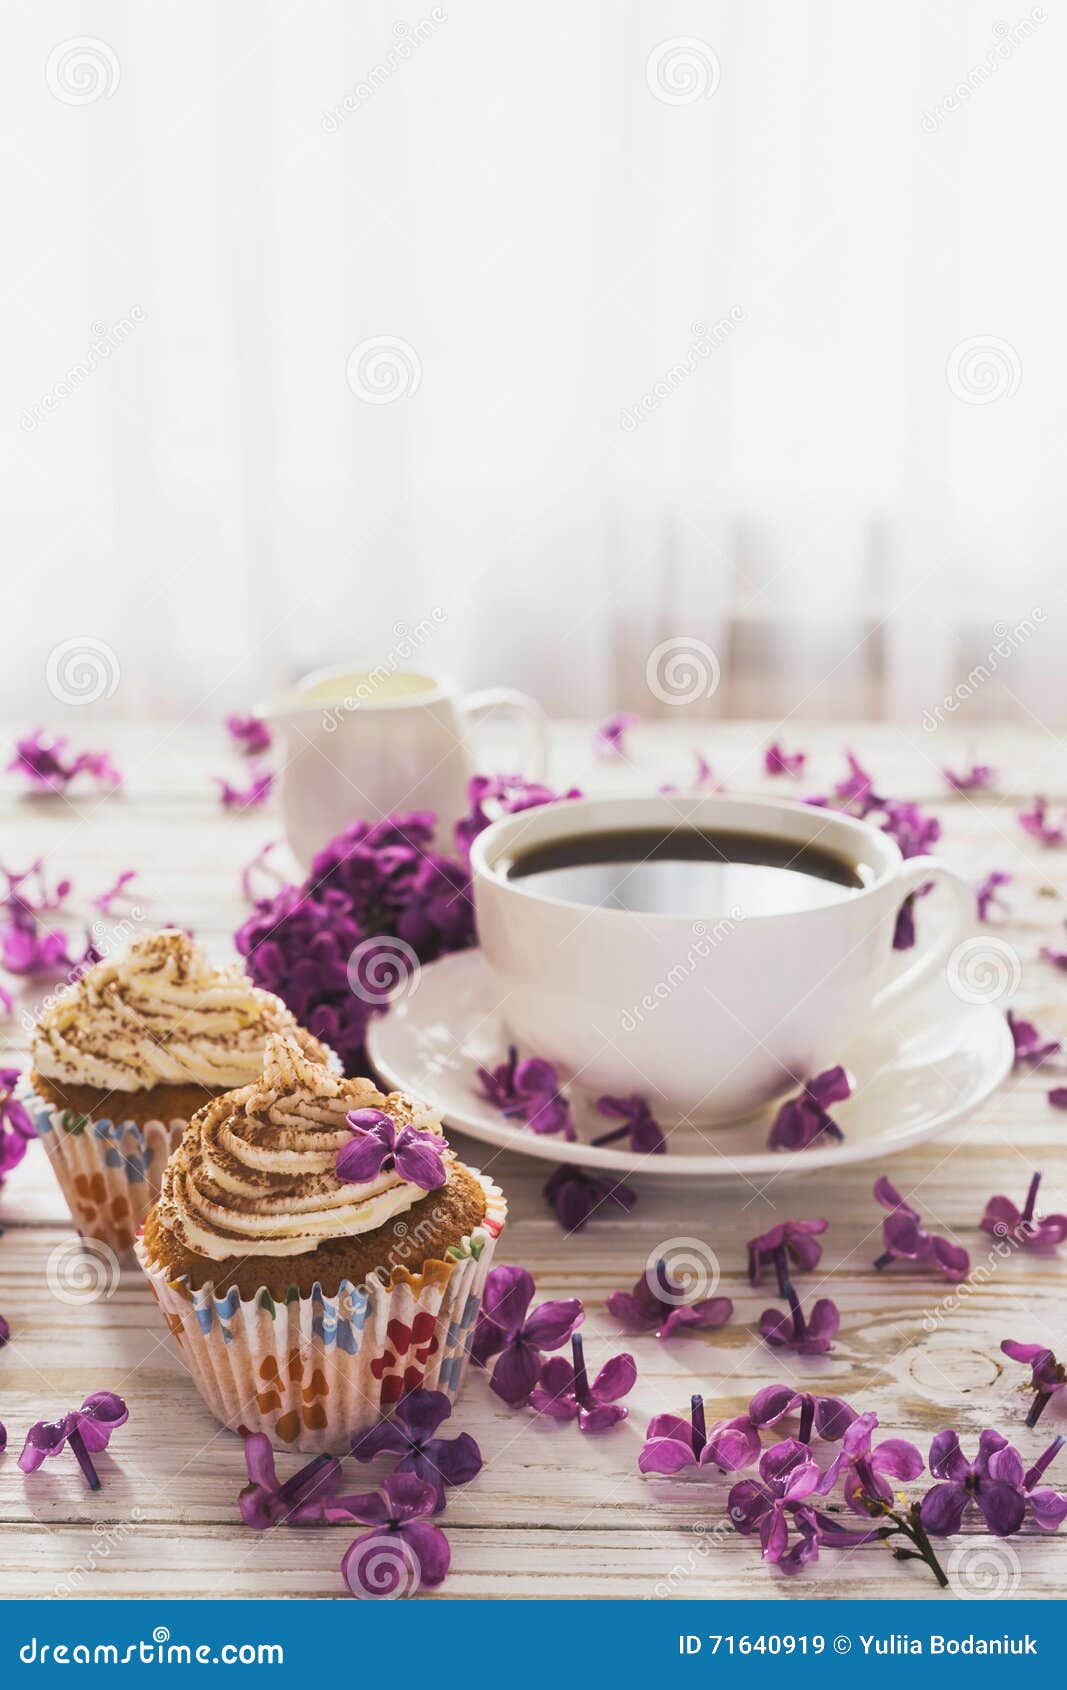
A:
<box><xmin>471</xmin><ymin>1264</ymin><xmax>584</xmax><ymax>1406</ymax></box>
<box><xmin>530</xmin><ymin>1333</ymin><xmax>636</xmax><ymax>1433</ymax></box>
<box><xmin>226</xmin><ymin>713</ymin><xmax>272</xmax><ymax>758</ymax></box>
<box><xmin>976</xmin><ymin>869</ymin><xmax>1012</xmax><ymax>921</ymax></box>
<box><xmin>337</xmin><ymin>1108</ymin><xmax>447</xmax><ymax>1192</ymax></box>
<box><xmin>476</xmin><ymin>1047</ymin><xmax>574</xmax><ymax>1139</ymax></box>
<box><xmin>768</xmin><ymin>1067</ymin><xmax>851</xmax><ymax>1152</ymax></box>
<box><xmin>607</xmin><ymin>1258</ymin><xmax>733</xmax><ymax>1340</ymax></box>
<box><xmin>19</xmin><ymin>1392</ymin><xmax>128</xmax><ymax>1490</ymax></box>
<box><xmin>942</xmin><ymin>763</ymin><xmax>996</xmax><ymax>794</ymax></box>
<box><xmin>592</xmin><ymin>1093</ymin><xmax>665</xmax><ymax>1156</ymax></box>
<box><xmin>872</xmin><ymin>1176</ymin><xmax>969</xmax><ymax>1281</ymax></box>
<box><xmin>340</xmin><ymin>1473</ymin><xmax>450</xmax><ymax>1597</ymax></box>
<box><xmin>1019</xmin><ymin>797</ymin><xmax>1067</xmax><ymax>846</ymax></box>
<box><xmin>8</xmin><ymin>729</ymin><xmax>121</xmax><ymax>794</ymax></box>
<box><xmin>747</xmin><ymin>1219</ymin><xmax>827</xmax><ymax>1287</ymax></box>
<box><xmin>759</xmin><ymin>1288</ymin><xmax>840</xmax><ymax>1356</ymax></box>
<box><xmin>1000</xmin><ymin>1340</ymin><xmax>1067</xmax><ymax>1428</ymax></box>
<box><xmin>593</xmin><ymin>713</ymin><xmax>639</xmax><ymax>760</ymax></box>
<box><xmin>981</xmin><ymin>1171</ymin><xmax>1067</xmax><ymax>1253</ymax></box>
<box><xmin>639</xmin><ymin>1394</ymin><xmax>761</xmax><ymax>1476</ymax></box>
<box><xmin>1007</xmin><ymin>1010</ymin><xmax>1061</xmax><ymax>1068</ymax></box>
<box><xmin>764</xmin><ymin>742</ymin><xmax>806</xmax><ymax>778</ymax></box>
<box><xmin>543</xmin><ymin>1164</ymin><xmax>636</xmax><ymax>1232</ymax></box>
<box><xmin>350</xmin><ymin>1388</ymin><xmax>481</xmax><ymax>1512</ymax></box>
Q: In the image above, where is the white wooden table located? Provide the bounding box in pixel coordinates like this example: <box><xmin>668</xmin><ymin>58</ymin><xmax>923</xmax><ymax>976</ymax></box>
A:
<box><xmin>2</xmin><ymin>719</ymin><xmax>1066</xmax><ymax>1600</ymax></box>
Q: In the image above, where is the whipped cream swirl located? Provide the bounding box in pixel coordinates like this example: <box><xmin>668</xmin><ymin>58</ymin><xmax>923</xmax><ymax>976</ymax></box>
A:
<box><xmin>33</xmin><ymin>928</ymin><xmax>324</xmax><ymax>1092</ymax></box>
<box><xmin>157</xmin><ymin>1034</ymin><xmax>448</xmax><ymax>1260</ymax></box>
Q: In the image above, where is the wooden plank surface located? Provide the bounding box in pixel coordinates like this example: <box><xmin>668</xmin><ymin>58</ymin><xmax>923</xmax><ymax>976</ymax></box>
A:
<box><xmin>1</xmin><ymin>719</ymin><xmax>1065</xmax><ymax>1600</ymax></box>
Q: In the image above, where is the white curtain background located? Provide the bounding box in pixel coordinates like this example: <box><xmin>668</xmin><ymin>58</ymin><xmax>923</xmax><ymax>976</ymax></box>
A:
<box><xmin>4</xmin><ymin>0</ymin><xmax>1066</xmax><ymax>727</ymax></box>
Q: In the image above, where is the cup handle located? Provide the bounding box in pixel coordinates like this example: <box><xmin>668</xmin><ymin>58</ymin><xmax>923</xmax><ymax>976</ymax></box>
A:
<box><xmin>870</xmin><ymin>856</ymin><xmax>974</xmax><ymax>1014</ymax></box>
<box><xmin>458</xmin><ymin>688</ymin><xmax>549</xmax><ymax>781</ymax></box>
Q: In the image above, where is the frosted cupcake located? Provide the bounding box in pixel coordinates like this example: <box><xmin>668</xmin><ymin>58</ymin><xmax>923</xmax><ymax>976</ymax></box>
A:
<box><xmin>24</xmin><ymin>929</ymin><xmax>328</xmax><ymax>1256</ymax></box>
<box><xmin>137</xmin><ymin>1033</ymin><xmax>506</xmax><ymax>1452</ymax></box>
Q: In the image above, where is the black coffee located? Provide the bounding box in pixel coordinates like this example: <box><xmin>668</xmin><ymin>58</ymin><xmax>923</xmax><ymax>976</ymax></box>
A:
<box><xmin>503</xmin><ymin>828</ymin><xmax>869</xmax><ymax>918</ymax></box>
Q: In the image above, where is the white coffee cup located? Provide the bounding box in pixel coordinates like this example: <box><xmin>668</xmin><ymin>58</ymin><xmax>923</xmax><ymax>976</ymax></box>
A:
<box><xmin>269</xmin><ymin>664</ymin><xmax>547</xmax><ymax>868</ymax></box>
<box><xmin>470</xmin><ymin>792</ymin><xmax>973</xmax><ymax>1121</ymax></box>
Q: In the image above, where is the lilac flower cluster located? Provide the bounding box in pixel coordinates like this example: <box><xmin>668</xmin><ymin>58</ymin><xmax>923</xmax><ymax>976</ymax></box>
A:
<box><xmin>8</xmin><ymin>729</ymin><xmax>121</xmax><ymax>795</ymax></box>
<box><xmin>639</xmin><ymin>1386</ymin><xmax>1067</xmax><ymax>1582</ymax></box>
<box><xmin>0</xmin><ymin>861</ymin><xmax>98</xmax><ymax>985</ymax></box>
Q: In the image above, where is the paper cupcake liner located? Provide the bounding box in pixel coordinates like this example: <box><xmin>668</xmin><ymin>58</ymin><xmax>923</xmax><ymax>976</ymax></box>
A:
<box><xmin>20</xmin><ymin>1080</ymin><xmax>188</xmax><ymax>1260</ymax></box>
<box><xmin>135</xmin><ymin>1172</ymin><xmax>507</xmax><ymax>1454</ymax></box>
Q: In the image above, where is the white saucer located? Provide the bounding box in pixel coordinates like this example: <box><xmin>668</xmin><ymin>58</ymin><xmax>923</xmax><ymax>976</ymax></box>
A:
<box><xmin>367</xmin><ymin>949</ymin><xmax>1013</xmax><ymax>1181</ymax></box>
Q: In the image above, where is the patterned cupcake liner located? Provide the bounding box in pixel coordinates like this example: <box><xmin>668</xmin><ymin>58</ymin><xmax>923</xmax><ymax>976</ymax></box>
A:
<box><xmin>19</xmin><ymin>1079</ymin><xmax>188</xmax><ymax>1260</ymax></box>
<box><xmin>135</xmin><ymin>1172</ymin><xmax>507</xmax><ymax>1454</ymax></box>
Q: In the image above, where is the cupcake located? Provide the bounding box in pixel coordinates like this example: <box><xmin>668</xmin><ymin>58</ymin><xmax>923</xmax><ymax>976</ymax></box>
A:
<box><xmin>23</xmin><ymin>929</ymin><xmax>329</xmax><ymax>1257</ymax></box>
<box><xmin>137</xmin><ymin>1033</ymin><xmax>506</xmax><ymax>1453</ymax></box>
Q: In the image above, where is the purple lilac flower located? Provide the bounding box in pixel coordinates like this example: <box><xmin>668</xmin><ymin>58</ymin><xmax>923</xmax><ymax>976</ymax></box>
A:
<box><xmin>0</xmin><ymin>1421</ymin><xmax>6</xmax><ymax>1454</ymax></box>
<box><xmin>728</xmin><ymin>1440</ymin><xmax>882</xmax><ymax>1574</ymax></box>
<box><xmin>593</xmin><ymin>713</ymin><xmax>639</xmax><ymax>760</ymax></box>
<box><xmin>639</xmin><ymin>1394</ymin><xmax>761</xmax><ymax>1475</ymax></box>
<box><xmin>337</xmin><ymin>1108</ymin><xmax>447</xmax><ymax>1192</ymax></box>
<box><xmin>0</xmin><ymin>1315</ymin><xmax>9</xmax><ymax>1349</ymax></box>
<box><xmin>607</xmin><ymin>1260</ymin><xmax>733</xmax><ymax>1340</ymax></box>
<box><xmin>455</xmin><ymin>773</ymin><xmax>582</xmax><ymax>860</ymax></box>
<box><xmin>226</xmin><ymin>713</ymin><xmax>272</xmax><ymax>758</ymax></box>
<box><xmin>470</xmin><ymin>1264</ymin><xmax>583</xmax><ymax>1406</ymax></box>
<box><xmin>872</xmin><ymin>1176</ymin><xmax>970</xmax><ymax>1281</ymax></box>
<box><xmin>976</xmin><ymin>870</ymin><xmax>1012</xmax><ymax>922</ymax></box>
<box><xmin>215</xmin><ymin>767</ymin><xmax>274</xmax><ymax>811</ymax></box>
<box><xmin>981</xmin><ymin>1171</ymin><xmax>1067</xmax><ymax>1253</ymax></box>
<box><xmin>942</xmin><ymin>764</ymin><xmax>996</xmax><ymax>794</ymax></box>
<box><xmin>18</xmin><ymin>1392</ymin><xmax>128</xmax><ymax>1489</ymax></box>
<box><xmin>747</xmin><ymin>1219</ymin><xmax>827</xmax><ymax>1287</ymax></box>
<box><xmin>476</xmin><ymin>1047</ymin><xmax>574</xmax><ymax>1139</ymax></box>
<box><xmin>1019</xmin><ymin>798</ymin><xmax>1067</xmax><ymax>847</ymax></box>
<box><xmin>919</xmin><ymin>1430</ymin><xmax>1027</xmax><ymax>1537</ymax></box>
<box><xmin>239</xmin><ymin>841</ymin><xmax>283</xmax><ymax>905</ymax></box>
<box><xmin>759</xmin><ymin>1288</ymin><xmax>840</xmax><ymax>1356</ymax></box>
<box><xmin>1000</xmin><ymin>1341</ymin><xmax>1067</xmax><ymax>1428</ymax></box>
<box><xmin>816</xmin><ymin>1411</ymin><xmax>924</xmax><ymax>1512</ymax></box>
<box><xmin>764</xmin><ymin>742</ymin><xmax>806</xmax><ymax>778</ymax></box>
<box><xmin>881</xmin><ymin>800</ymin><xmax>940</xmax><ymax>861</ymax></box>
<box><xmin>1021</xmin><ymin>1436</ymin><xmax>1067</xmax><ymax>1530</ymax></box>
<box><xmin>236</xmin><ymin>812</ymin><xmax>475</xmax><ymax>1075</ymax></box>
<box><xmin>8</xmin><ymin>729</ymin><xmax>121</xmax><ymax>794</ymax></box>
<box><xmin>543</xmin><ymin>1164</ymin><xmax>636</xmax><ymax>1232</ymax></box>
<box><xmin>350</xmin><ymin>1388</ymin><xmax>481</xmax><ymax>1511</ymax></box>
<box><xmin>807</xmin><ymin>752</ymin><xmax>884</xmax><ymax>818</ymax></box>
<box><xmin>748</xmin><ymin>1385</ymin><xmax>856</xmax><ymax>1444</ymax></box>
<box><xmin>1007</xmin><ymin>1010</ymin><xmax>1061</xmax><ymax>1068</ymax></box>
<box><xmin>659</xmin><ymin>752</ymin><xmax>722</xmax><ymax>795</ymax></box>
<box><xmin>768</xmin><ymin>1067</ymin><xmax>851</xmax><ymax>1152</ymax></box>
<box><xmin>530</xmin><ymin>1333</ymin><xmax>636</xmax><ymax>1432</ymax></box>
<box><xmin>339</xmin><ymin>1473</ymin><xmax>450</xmax><ymax>1596</ymax></box>
<box><xmin>0</xmin><ymin>861</ymin><xmax>86</xmax><ymax>980</ymax></box>
<box><xmin>239</xmin><ymin>1434</ymin><xmax>343</xmax><ymax>1528</ymax></box>
<box><xmin>1</xmin><ymin>1069</ymin><xmax>34</xmax><ymax>1184</ymax></box>
<box><xmin>1050</xmin><ymin>1087</ymin><xmax>1067</xmax><ymax>1110</ymax></box>
<box><xmin>592</xmin><ymin>1094</ymin><xmax>665</xmax><ymax>1155</ymax></box>
<box><xmin>90</xmin><ymin>870</ymin><xmax>138</xmax><ymax>915</ymax></box>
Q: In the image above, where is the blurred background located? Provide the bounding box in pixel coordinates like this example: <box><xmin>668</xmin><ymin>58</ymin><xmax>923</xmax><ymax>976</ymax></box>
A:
<box><xmin>5</xmin><ymin>0</ymin><xmax>1063</xmax><ymax>727</ymax></box>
